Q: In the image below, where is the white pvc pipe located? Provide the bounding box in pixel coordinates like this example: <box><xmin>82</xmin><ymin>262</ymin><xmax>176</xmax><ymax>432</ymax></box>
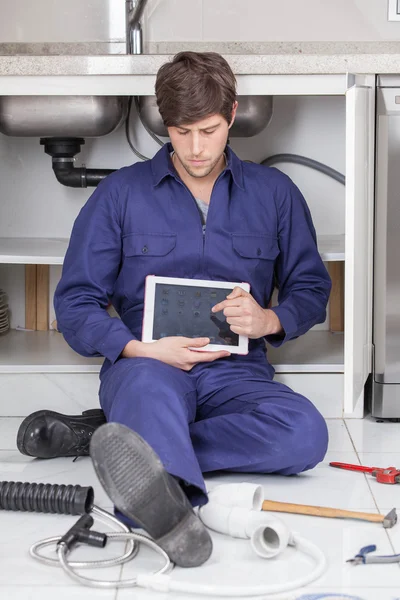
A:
<box><xmin>137</xmin><ymin>534</ymin><xmax>327</xmax><ymax>597</ymax></box>
<box><xmin>199</xmin><ymin>502</ymin><xmax>293</xmax><ymax>559</ymax></box>
<box><xmin>206</xmin><ymin>483</ymin><xmax>264</xmax><ymax>510</ymax></box>
<box><xmin>250</xmin><ymin>522</ymin><xmax>291</xmax><ymax>559</ymax></box>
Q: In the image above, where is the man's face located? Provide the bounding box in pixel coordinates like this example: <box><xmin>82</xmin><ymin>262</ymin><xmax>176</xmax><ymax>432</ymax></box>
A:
<box><xmin>168</xmin><ymin>106</ymin><xmax>237</xmax><ymax>180</ymax></box>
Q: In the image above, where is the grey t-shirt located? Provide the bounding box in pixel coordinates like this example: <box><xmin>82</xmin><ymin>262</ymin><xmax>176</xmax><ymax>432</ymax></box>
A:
<box><xmin>195</xmin><ymin>197</ymin><xmax>209</xmax><ymax>227</ymax></box>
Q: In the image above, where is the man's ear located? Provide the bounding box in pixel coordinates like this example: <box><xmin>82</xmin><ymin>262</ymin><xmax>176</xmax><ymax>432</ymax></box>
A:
<box><xmin>228</xmin><ymin>101</ymin><xmax>239</xmax><ymax>129</ymax></box>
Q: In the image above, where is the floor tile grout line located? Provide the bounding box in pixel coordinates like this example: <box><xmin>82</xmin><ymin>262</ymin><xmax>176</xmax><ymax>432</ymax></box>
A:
<box><xmin>343</xmin><ymin>418</ymin><xmax>360</xmax><ymax>456</ymax></box>
<box><xmin>364</xmin><ymin>474</ymin><xmax>397</xmax><ymax>554</ymax></box>
<box><xmin>118</xmin><ymin>547</ymin><xmax>131</xmax><ymax>597</ymax></box>
<box><xmin>116</xmin><ymin>540</ymin><xmax>133</xmax><ymax>594</ymax></box>
<box><xmin>341</xmin><ymin>419</ymin><xmax>378</xmax><ymax>507</ymax></box>
<box><xmin>344</xmin><ymin>419</ymin><xmax>399</xmax><ymax>556</ymax></box>
<box><xmin>114</xmin><ymin>545</ymin><xmax>126</xmax><ymax>599</ymax></box>
<box><xmin>344</xmin><ymin>419</ymin><xmax>382</xmax><ymax>509</ymax></box>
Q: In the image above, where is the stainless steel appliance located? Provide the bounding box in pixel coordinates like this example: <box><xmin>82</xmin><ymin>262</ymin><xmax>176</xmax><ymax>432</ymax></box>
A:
<box><xmin>372</xmin><ymin>76</ymin><xmax>400</xmax><ymax>417</ymax></box>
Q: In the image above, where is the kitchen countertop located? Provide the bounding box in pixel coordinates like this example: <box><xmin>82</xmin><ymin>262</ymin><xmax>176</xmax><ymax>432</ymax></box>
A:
<box><xmin>2</xmin><ymin>41</ymin><xmax>400</xmax><ymax>75</ymax></box>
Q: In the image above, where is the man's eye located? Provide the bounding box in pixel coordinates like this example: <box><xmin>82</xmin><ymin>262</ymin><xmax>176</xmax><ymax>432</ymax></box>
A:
<box><xmin>204</xmin><ymin>130</ymin><xmax>216</xmax><ymax>135</ymax></box>
<box><xmin>178</xmin><ymin>131</ymin><xmax>189</xmax><ymax>136</ymax></box>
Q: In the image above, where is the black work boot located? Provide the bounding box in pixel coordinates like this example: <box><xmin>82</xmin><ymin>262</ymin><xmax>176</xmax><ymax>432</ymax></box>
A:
<box><xmin>16</xmin><ymin>409</ymin><xmax>106</xmax><ymax>459</ymax></box>
<box><xmin>90</xmin><ymin>422</ymin><xmax>213</xmax><ymax>568</ymax></box>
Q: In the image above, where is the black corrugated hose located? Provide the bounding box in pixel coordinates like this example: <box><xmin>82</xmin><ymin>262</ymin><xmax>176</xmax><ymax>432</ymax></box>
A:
<box><xmin>0</xmin><ymin>481</ymin><xmax>94</xmax><ymax>515</ymax></box>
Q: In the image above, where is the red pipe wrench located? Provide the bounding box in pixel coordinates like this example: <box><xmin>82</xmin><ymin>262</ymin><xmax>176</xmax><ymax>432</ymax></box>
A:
<box><xmin>329</xmin><ymin>462</ymin><xmax>400</xmax><ymax>484</ymax></box>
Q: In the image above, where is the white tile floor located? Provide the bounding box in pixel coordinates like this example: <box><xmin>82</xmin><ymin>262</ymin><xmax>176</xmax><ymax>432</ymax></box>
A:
<box><xmin>1</xmin><ymin>416</ymin><xmax>400</xmax><ymax>600</ymax></box>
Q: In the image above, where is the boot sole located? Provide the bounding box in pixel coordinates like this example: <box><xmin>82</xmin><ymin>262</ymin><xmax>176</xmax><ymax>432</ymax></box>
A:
<box><xmin>89</xmin><ymin>423</ymin><xmax>212</xmax><ymax>568</ymax></box>
<box><xmin>16</xmin><ymin>409</ymin><xmax>105</xmax><ymax>457</ymax></box>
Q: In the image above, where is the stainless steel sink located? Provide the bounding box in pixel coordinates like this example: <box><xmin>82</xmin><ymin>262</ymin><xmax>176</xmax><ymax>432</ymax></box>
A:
<box><xmin>137</xmin><ymin>95</ymin><xmax>273</xmax><ymax>138</ymax></box>
<box><xmin>0</xmin><ymin>96</ymin><xmax>128</xmax><ymax>137</ymax></box>
<box><xmin>0</xmin><ymin>93</ymin><xmax>272</xmax><ymax>139</ymax></box>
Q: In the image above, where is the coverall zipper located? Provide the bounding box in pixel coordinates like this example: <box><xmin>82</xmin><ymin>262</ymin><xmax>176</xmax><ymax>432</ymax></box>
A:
<box><xmin>177</xmin><ymin>171</ymin><xmax>225</xmax><ymax>274</ymax></box>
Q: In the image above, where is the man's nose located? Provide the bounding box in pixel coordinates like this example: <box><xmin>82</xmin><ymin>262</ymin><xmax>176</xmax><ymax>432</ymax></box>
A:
<box><xmin>190</xmin><ymin>133</ymin><xmax>202</xmax><ymax>156</ymax></box>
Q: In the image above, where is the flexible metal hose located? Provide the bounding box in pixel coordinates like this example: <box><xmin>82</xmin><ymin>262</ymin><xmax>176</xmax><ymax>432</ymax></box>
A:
<box><xmin>0</xmin><ymin>481</ymin><xmax>94</xmax><ymax>515</ymax></box>
<box><xmin>30</xmin><ymin>505</ymin><xmax>326</xmax><ymax>595</ymax></box>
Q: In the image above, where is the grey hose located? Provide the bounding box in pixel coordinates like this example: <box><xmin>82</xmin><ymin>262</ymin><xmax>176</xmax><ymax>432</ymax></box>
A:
<box><xmin>125</xmin><ymin>97</ymin><xmax>165</xmax><ymax>162</ymax></box>
<box><xmin>125</xmin><ymin>97</ymin><xmax>149</xmax><ymax>161</ymax></box>
<box><xmin>261</xmin><ymin>154</ymin><xmax>345</xmax><ymax>185</ymax></box>
<box><xmin>134</xmin><ymin>97</ymin><xmax>165</xmax><ymax>147</ymax></box>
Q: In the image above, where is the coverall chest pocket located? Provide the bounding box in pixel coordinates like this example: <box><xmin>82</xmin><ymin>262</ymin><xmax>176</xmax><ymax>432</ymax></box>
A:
<box><xmin>122</xmin><ymin>233</ymin><xmax>177</xmax><ymax>301</ymax></box>
<box><xmin>231</xmin><ymin>233</ymin><xmax>280</xmax><ymax>287</ymax></box>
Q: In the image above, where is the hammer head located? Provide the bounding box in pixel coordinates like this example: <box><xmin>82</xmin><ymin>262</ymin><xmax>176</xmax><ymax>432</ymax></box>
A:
<box><xmin>383</xmin><ymin>508</ymin><xmax>397</xmax><ymax>528</ymax></box>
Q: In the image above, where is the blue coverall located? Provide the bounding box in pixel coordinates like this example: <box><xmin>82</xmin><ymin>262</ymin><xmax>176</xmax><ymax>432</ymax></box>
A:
<box><xmin>54</xmin><ymin>142</ymin><xmax>332</xmax><ymax>507</ymax></box>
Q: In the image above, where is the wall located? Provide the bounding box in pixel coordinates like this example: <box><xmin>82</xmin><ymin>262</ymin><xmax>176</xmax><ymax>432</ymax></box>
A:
<box><xmin>0</xmin><ymin>0</ymin><xmax>125</xmax><ymax>43</ymax></box>
<box><xmin>0</xmin><ymin>0</ymin><xmax>399</xmax><ymax>47</ymax></box>
<box><xmin>146</xmin><ymin>0</ymin><xmax>400</xmax><ymax>43</ymax></box>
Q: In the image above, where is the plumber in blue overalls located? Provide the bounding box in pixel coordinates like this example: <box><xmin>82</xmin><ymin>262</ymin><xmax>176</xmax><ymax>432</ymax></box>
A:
<box><xmin>54</xmin><ymin>52</ymin><xmax>332</xmax><ymax>521</ymax></box>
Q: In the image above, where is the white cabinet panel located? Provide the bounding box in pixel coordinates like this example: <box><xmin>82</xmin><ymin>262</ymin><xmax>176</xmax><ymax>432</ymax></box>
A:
<box><xmin>274</xmin><ymin>373</ymin><xmax>344</xmax><ymax>418</ymax></box>
<box><xmin>344</xmin><ymin>85</ymin><xmax>374</xmax><ymax>413</ymax></box>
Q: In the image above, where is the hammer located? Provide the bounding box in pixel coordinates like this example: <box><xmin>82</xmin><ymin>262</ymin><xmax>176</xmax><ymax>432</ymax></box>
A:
<box><xmin>262</xmin><ymin>500</ymin><xmax>397</xmax><ymax>529</ymax></box>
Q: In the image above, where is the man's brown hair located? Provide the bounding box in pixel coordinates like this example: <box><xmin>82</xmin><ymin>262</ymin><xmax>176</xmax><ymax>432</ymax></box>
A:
<box><xmin>155</xmin><ymin>51</ymin><xmax>237</xmax><ymax>128</ymax></box>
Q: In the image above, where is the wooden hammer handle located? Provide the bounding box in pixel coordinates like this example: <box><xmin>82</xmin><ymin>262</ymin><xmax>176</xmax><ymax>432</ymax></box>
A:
<box><xmin>262</xmin><ymin>499</ymin><xmax>384</xmax><ymax>523</ymax></box>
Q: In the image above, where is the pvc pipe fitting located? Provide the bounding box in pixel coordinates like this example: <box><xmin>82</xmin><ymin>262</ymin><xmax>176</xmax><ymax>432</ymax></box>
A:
<box><xmin>198</xmin><ymin>502</ymin><xmax>294</xmax><ymax>559</ymax></box>
<box><xmin>207</xmin><ymin>483</ymin><xmax>264</xmax><ymax>510</ymax></box>
<box><xmin>249</xmin><ymin>518</ymin><xmax>293</xmax><ymax>559</ymax></box>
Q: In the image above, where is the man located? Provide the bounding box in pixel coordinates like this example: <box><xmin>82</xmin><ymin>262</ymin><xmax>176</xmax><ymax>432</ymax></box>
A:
<box><xmin>18</xmin><ymin>52</ymin><xmax>331</xmax><ymax>567</ymax></box>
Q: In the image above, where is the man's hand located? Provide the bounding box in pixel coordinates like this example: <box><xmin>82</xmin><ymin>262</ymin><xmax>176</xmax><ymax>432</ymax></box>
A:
<box><xmin>122</xmin><ymin>336</ymin><xmax>230</xmax><ymax>371</ymax></box>
<box><xmin>211</xmin><ymin>286</ymin><xmax>283</xmax><ymax>338</ymax></box>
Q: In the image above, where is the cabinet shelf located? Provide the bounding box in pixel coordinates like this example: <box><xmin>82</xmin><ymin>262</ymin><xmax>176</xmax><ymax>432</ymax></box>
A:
<box><xmin>0</xmin><ymin>330</ymin><xmax>103</xmax><ymax>373</ymax></box>
<box><xmin>0</xmin><ymin>329</ymin><xmax>343</xmax><ymax>374</ymax></box>
<box><xmin>0</xmin><ymin>238</ymin><xmax>68</xmax><ymax>265</ymax></box>
<box><xmin>0</xmin><ymin>234</ymin><xmax>345</xmax><ymax>265</ymax></box>
<box><xmin>268</xmin><ymin>330</ymin><xmax>344</xmax><ymax>373</ymax></box>
<box><xmin>317</xmin><ymin>234</ymin><xmax>344</xmax><ymax>261</ymax></box>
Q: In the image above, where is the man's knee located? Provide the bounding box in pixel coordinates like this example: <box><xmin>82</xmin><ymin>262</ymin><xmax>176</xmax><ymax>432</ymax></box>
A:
<box><xmin>297</xmin><ymin>406</ymin><xmax>328</xmax><ymax>468</ymax></box>
<box><xmin>282</xmin><ymin>405</ymin><xmax>328</xmax><ymax>473</ymax></box>
<box><xmin>253</xmin><ymin>399</ymin><xmax>328</xmax><ymax>474</ymax></box>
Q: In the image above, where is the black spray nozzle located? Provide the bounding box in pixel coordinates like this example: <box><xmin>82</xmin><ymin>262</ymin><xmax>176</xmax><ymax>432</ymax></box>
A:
<box><xmin>58</xmin><ymin>513</ymin><xmax>107</xmax><ymax>552</ymax></box>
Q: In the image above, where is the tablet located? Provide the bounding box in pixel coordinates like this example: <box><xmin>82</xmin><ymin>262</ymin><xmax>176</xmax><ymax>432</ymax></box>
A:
<box><xmin>142</xmin><ymin>275</ymin><xmax>250</xmax><ymax>354</ymax></box>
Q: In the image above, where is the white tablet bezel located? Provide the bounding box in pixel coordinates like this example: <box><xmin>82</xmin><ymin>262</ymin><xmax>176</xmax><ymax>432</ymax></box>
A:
<box><xmin>142</xmin><ymin>275</ymin><xmax>251</xmax><ymax>355</ymax></box>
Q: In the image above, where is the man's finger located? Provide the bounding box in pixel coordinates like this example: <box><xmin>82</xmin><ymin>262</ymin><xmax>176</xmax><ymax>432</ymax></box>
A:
<box><xmin>229</xmin><ymin>325</ymin><xmax>244</xmax><ymax>334</ymax></box>
<box><xmin>211</xmin><ymin>287</ymin><xmax>247</xmax><ymax>313</ymax></box>
<box><xmin>211</xmin><ymin>298</ymin><xmax>244</xmax><ymax>313</ymax></box>
<box><xmin>223</xmin><ymin>307</ymin><xmax>247</xmax><ymax>317</ymax></box>
<box><xmin>226</xmin><ymin>286</ymin><xmax>248</xmax><ymax>300</ymax></box>
<box><xmin>184</xmin><ymin>337</ymin><xmax>210</xmax><ymax>347</ymax></box>
<box><xmin>190</xmin><ymin>350</ymin><xmax>231</xmax><ymax>362</ymax></box>
<box><xmin>226</xmin><ymin>316</ymin><xmax>250</xmax><ymax>326</ymax></box>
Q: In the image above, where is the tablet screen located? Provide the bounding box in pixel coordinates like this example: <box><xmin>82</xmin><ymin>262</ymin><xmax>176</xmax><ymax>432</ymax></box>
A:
<box><xmin>153</xmin><ymin>282</ymin><xmax>239</xmax><ymax>346</ymax></box>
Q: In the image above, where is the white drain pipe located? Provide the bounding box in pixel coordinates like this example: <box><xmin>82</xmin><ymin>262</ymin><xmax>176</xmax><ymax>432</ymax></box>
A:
<box><xmin>199</xmin><ymin>483</ymin><xmax>293</xmax><ymax>558</ymax></box>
